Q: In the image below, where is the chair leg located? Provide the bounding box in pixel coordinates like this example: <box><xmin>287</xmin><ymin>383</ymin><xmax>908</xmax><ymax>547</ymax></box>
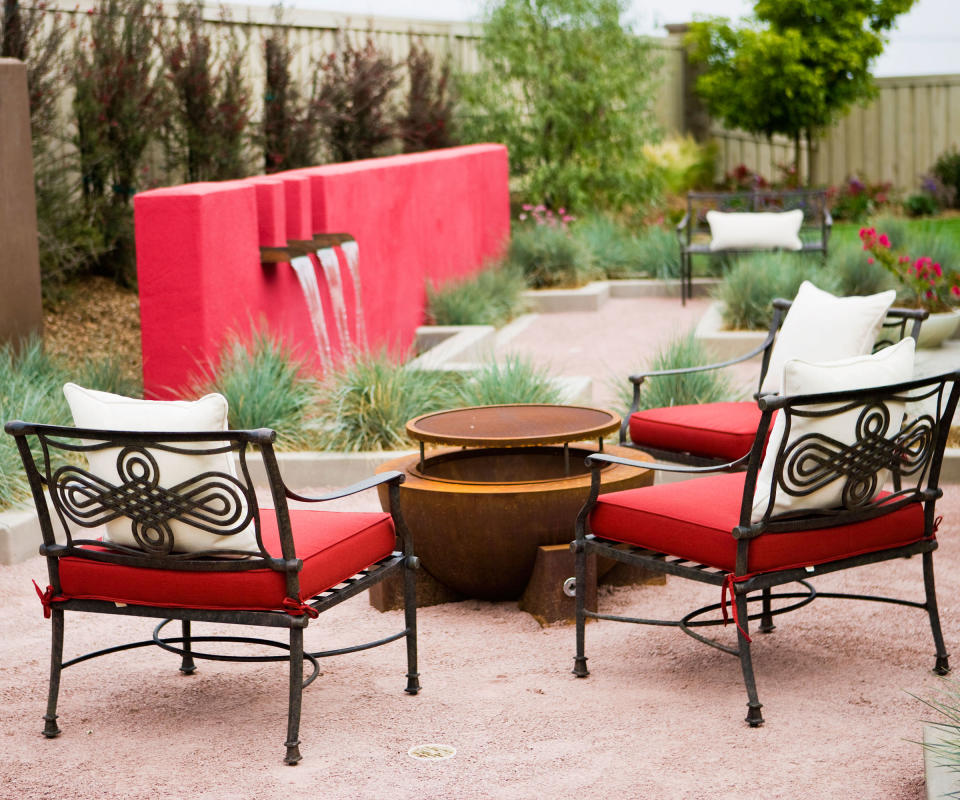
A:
<box><xmin>735</xmin><ymin>592</ymin><xmax>764</xmax><ymax>727</ymax></box>
<box><xmin>284</xmin><ymin>627</ymin><xmax>304</xmax><ymax>765</ymax></box>
<box><xmin>403</xmin><ymin>557</ymin><xmax>421</xmax><ymax>695</ymax></box>
<box><xmin>43</xmin><ymin>608</ymin><xmax>64</xmax><ymax>739</ymax></box>
<box><xmin>573</xmin><ymin>543</ymin><xmax>589</xmax><ymax>678</ymax></box>
<box><xmin>179</xmin><ymin>619</ymin><xmax>197</xmax><ymax>675</ymax></box>
<box><xmin>759</xmin><ymin>587</ymin><xmax>776</xmax><ymax>633</ymax></box>
<box><xmin>923</xmin><ymin>551</ymin><xmax>950</xmax><ymax>675</ymax></box>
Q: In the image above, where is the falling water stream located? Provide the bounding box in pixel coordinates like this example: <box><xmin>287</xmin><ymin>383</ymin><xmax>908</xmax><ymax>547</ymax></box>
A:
<box><xmin>315</xmin><ymin>247</ymin><xmax>351</xmax><ymax>350</ymax></box>
<box><xmin>289</xmin><ymin>254</ymin><xmax>333</xmax><ymax>370</ymax></box>
<box><xmin>339</xmin><ymin>240</ymin><xmax>367</xmax><ymax>349</ymax></box>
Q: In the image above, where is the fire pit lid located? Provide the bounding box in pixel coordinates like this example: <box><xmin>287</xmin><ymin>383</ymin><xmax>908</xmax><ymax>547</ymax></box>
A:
<box><xmin>406</xmin><ymin>404</ymin><xmax>621</xmax><ymax>447</ymax></box>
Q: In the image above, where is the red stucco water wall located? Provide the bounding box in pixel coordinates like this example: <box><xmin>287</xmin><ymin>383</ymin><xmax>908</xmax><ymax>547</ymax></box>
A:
<box><xmin>134</xmin><ymin>144</ymin><xmax>510</xmax><ymax>398</ymax></box>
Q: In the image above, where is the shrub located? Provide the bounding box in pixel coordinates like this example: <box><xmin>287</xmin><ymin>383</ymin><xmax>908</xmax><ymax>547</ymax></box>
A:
<box><xmin>314</xmin><ymin>31</ymin><xmax>400</xmax><ymax>163</ymax></box>
<box><xmin>162</xmin><ymin>2</ymin><xmax>252</xmax><ymax>182</ymax></box>
<box><xmin>573</xmin><ymin>216</ymin><xmax>647</xmax><ymax>279</ymax></box>
<box><xmin>719</xmin><ymin>164</ymin><xmax>768</xmax><ymax>192</ymax></box>
<box><xmin>426</xmin><ymin>265</ymin><xmax>526</xmax><ymax>327</ymax></box>
<box><xmin>262</xmin><ymin>21</ymin><xmax>318</xmax><ymax>172</ymax></box>
<box><xmin>312</xmin><ymin>352</ymin><xmax>457</xmax><ymax>452</ymax></box>
<box><xmin>193</xmin><ymin>327</ymin><xmax>322</xmax><ymax>450</ymax></box>
<box><xmin>932</xmin><ymin>146</ymin><xmax>960</xmax><ymax>209</ymax></box>
<box><xmin>34</xmin><ymin>160</ymin><xmax>107</xmax><ymax>291</ymax></box>
<box><xmin>456</xmin><ymin>354</ymin><xmax>561</xmax><ymax>406</ymax></box>
<box><xmin>643</xmin><ymin>135</ymin><xmax>716</xmax><ymax>195</ymax></box>
<box><xmin>398</xmin><ymin>38</ymin><xmax>456</xmax><ymax>153</ymax></box>
<box><xmin>1</xmin><ymin>0</ymin><xmax>70</xmax><ymax>144</ymax></box>
<box><xmin>72</xmin><ymin>0</ymin><xmax>165</xmax><ymax>285</ymax></box>
<box><xmin>507</xmin><ymin>224</ymin><xmax>599</xmax><ymax>289</ymax></box>
<box><xmin>457</xmin><ymin>0</ymin><xmax>661</xmax><ymax>214</ymax></box>
<box><xmin>827</xmin><ymin>176</ymin><xmax>893</xmax><ymax>222</ymax></box>
<box><xmin>635</xmin><ymin>225</ymin><xmax>684</xmax><ymax>279</ymax></box>
<box><xmin>635</xmin><ymin>331</ymin><xmax>735</xmax><ymax>411</ymax></box>
<box><xmin>867</xmin><ymin>214</ymin><xmax>909</xmax><ymax>250</ymax></box>
<box><xmin>715</xmin><ymin>253</ymin><xmax>838</xmax><ymax>330</ymax></box>
<box><xmin>827</xmin><ymin>238</ymin><xmax>893</xmax><ymax>297</ymax></box>
<box><xmin>904</xmin><ymin>191</ymin><xmax>939</xmax><ymax>218</ymax></box>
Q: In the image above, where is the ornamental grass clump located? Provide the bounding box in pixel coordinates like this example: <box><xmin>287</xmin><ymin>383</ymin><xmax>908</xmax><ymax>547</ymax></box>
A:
<box><xmin>193</xmin><ymin>327</ymin><xmax>323</xmax><ymax>451</ymax></box>
<box><xmin>573</xmin><ymin>216</ymin><xmax>648</xmax><ymax>279</ymax></box>
<box><xmin>426</xmin><ymin>265</ymin><xmax>526</xmax><ymax>327</ymax></box>
<box><xmin>715</xmin><ymin>253</ymin><xmax>838</xmax><ymax>330</ymax></box>
<box><xmin>627</xmin><ymin>331</ymin><xmax>735</xmax><ymax>413</ymax></box>
<box><xmin>860</xmin><ymin>226</ymin><xmax>960</xmax><ymax>312</ymax></box>
<box><xmin>635</xmin><ymin>225</ymin><xmax>684</xmax><ymax>280</ymax></box>
<box><xmin>313</xmin><ymin>352</ymin><xmax>457</xmax><ymax>452</ymax></box>
<box><xmin>827</xmin><ymin>238</ymin><xmax>894</xmax><ymax>298</ymax></box>
<box><xmin>0</xmin><ymin>337</ymin><xmax>141</xmax><ymax>511</ymax></box>
<box><xmin>456</xmin><ymin>354</ymin><xmax>561</xmax><ymax>406</ymax></box>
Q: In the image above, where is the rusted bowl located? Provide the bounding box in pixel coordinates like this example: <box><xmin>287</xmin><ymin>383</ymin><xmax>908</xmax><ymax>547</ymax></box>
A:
<box><xmin>376</xmin><ymin>444</ymin><xmax>652</xmax><ymax>601</ymax></box>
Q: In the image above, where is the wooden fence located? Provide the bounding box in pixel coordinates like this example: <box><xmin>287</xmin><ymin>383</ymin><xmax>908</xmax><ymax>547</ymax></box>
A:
<box><xmin>711</xmin><ymin>74</ymin><xmax>960</xmax><ymax>191</ymax></box>
<box><xmin>39</xmin><ymin>2</ymin><xmax>960</xmax><ymax>192</ymax></box>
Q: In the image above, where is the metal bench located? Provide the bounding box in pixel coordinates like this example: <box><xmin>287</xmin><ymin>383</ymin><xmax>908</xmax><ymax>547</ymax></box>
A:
<box><xmin>676</xmin><ymin>189</ymin><xmax>832</xmax><ymax>304</ymax></box>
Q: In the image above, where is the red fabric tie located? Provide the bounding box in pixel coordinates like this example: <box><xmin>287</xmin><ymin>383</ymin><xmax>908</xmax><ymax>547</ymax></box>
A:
<box><xmin>281</xmin><ymin>597</ymin><xmax>320</xmax><ymax>619</ymax></box>
<box><xmin>720</xmin><ymin>574</ymin><xmax>752</xmax><ymax>644</ymax></box>
<box><xmin>32</xmin><ymin>580</ymin><xmax>57</xmax><ymax>619</ymax></box>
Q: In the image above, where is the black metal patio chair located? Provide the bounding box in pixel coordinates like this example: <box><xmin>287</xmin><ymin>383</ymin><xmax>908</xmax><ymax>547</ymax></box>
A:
<box><xmin>621</xmin><ymin>297</ymin><xmax>927</xmax><ymax>467</ymax></box>
<box><xmin>574</xmin><ymin>360</ymin><xmax>958</xmax><ymax>725</ymax></box>
<box><xmin>4</xmin><ymin>421</ymin><xmax>420</xmax><ymax>765</ymax></box>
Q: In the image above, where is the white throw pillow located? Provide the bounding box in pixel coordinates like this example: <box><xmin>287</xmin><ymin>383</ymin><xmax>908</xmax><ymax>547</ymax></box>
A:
<box><xmin>759</xmin><ymin>282</ymin><xmax>896</xmax><ymax>394</ymax></box>
<box><xmin>62</xmin><ymin>383</ymin><xmax>258</xmax><ymax>554</ymax></box>
<box><xmin>707</xmin><ymin>209</ymin><xmax>804</xmax><ymax>252</ymax></box>
<box><xmin>751</xmin><ymin>337</ymin><xmax>915</xmax><ymax>523</ymax></box>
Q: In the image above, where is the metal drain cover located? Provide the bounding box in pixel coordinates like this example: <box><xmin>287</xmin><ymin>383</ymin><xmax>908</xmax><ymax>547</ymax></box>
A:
<box><xmin>408</xmin><ymin>743</ymin><xmax>456</xmax><ymax>761</ymax></box>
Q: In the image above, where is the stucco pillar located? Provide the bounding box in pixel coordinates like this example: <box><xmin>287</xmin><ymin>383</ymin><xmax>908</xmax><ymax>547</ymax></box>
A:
<box><xmin>0</xmin><ymin>58</ymin><xmax>43</xmax><ymax>345</ymax></box>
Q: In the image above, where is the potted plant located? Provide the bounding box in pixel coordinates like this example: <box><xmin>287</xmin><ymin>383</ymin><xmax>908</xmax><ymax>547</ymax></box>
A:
<box><xmin>859</xmin><ymin>226</ymin><xmax>960</xmax><ymax>347</ymax></box>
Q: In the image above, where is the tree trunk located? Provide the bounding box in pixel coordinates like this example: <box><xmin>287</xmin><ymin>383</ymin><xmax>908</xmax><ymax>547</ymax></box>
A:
<box><xmin>794</xmin><ymin>131</ymin><xmax>802</xmax><ymax>185</ymax></box>
<box><xmin>805</xmin><ymin>128</ymin><xmax>819</xmax><ymax>187</ymax></box>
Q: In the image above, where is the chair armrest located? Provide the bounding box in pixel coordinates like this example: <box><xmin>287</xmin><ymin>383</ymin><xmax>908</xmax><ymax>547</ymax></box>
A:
<box><xmin>585</xmin><ymin>451</ymin><xmax>749</xmax><ymax>474</ymax></box>
<box><xmin>627</xmin><ymin>329</ymin><xmax>775</xmax><ymax>385</ymax></box>
<box><xmin>284</xmin><ymin>470</ymin><xmax>404</xmax><ymax>503</ymax></box>
<box><xmin>675</xmin><ymin>212</ymin><xmax>690</xmax><ymax>235</ymax></box>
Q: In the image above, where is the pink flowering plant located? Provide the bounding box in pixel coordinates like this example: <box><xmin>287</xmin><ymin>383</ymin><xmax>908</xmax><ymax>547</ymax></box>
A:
<box><xmin>517</xmin><ymin>204</ymin><xmax>575</xmax><ymax>230</ymax></box>
<box><xmin>859</xmin><ymin>227</ymin><xmax>960</xmax><ymax>313</ymax></box>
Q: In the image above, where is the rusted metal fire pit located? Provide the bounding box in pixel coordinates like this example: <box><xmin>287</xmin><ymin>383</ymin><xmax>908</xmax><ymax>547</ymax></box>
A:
<box><xmin>376</xmin><ymin>404</ymin><xmax>652</xmax><ymax>601</ymax></box>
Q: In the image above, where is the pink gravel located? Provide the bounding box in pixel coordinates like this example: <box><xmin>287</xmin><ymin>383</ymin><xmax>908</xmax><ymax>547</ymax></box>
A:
<box><xmin>2</xmin><ymin>295</ymin><xmax>956</xmax><ymax>798</ymax></box>
<box><xmin>3</xmin><ymin>496</ymin><xmax>957</xmax><ymax>799</ymax></box>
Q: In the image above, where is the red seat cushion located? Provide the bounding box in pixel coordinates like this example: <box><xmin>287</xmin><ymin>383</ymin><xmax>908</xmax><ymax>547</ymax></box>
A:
<box><xmin>589</xmin><ymin>472</ymin><xmax>927</xmax><ymax>574</ymax></box>
<box><xmin>57</xmin><ymin>509</ymin><xmax>396</xmax><ymax>612</ymax></box>
<box><xmin>628</xmin><ymin>401</ymin><xmax>762</xmax><ymax>461</ymax></box>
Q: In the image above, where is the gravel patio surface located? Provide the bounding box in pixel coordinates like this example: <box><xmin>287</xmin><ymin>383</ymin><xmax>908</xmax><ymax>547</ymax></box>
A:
<box><xmin>3</xmin><ymin>293</ymin><xmax>958</xmax><ymax>799</ymax></box>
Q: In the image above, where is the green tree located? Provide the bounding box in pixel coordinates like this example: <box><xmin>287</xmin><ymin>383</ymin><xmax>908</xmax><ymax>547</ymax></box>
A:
<box><xmin>687</xmin><ymin>0</ymin><xmax>916</xmax><ymax>184</ymax></box>
<box><xmin>457</xmin><ymin>0</ymin><xmax>661</xmax><ymax>214</ymax></box>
